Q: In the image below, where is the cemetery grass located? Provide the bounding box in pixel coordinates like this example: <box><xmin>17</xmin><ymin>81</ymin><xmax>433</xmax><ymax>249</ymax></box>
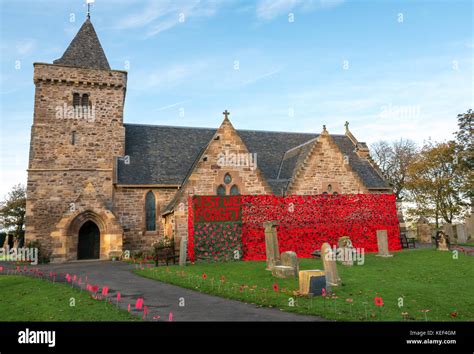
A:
<box><xmin>135</xmin><ymin>249</ymin><xmax>474</xmax><ymax>322</ymax></box>
<box><xmin>0</xmin><ymin>275</ymin><xmax>136</xmax><ymax>321</ymax></box>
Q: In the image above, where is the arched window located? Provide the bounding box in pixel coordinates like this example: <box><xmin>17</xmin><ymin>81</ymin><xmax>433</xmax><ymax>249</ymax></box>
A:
<box><xmin>145</xmin><ymin>191</ymin><xmax>156</xmax><ymax>231</ymax></box>
<box><xmin>230</xmin><ymin>185</ymin><xmax>240</xmax><ymax>195</ymax></box>
<box><xmin>72</xmin><ymin>93</ymin><xmax>81</xmax><ymax>108</ymax></box>
<box><xmin>82</xmin><ymin>94</ymin><xmax>89</xmax><ymax>113</ymax></box>
<box><xmin>217</xmin><ymin>185</ymin><xmax>226</xmax><ymax>196</ymax></box>
<box><xmin>327</xmin><ymin>184</ymin><xmax>333</xmax><ymax>193</ymax></box>
<box><xmin>224</xmin><ymin>173</ymin><xmax>232</xmax><ymax>185</ymax></box>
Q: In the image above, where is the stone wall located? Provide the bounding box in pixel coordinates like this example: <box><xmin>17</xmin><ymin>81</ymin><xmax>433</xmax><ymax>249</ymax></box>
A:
<box><xmin>26</xmin><ymin>63</ymin><xmax>127</xmax><ymax>258</ymax></box>
<box><xmin>113</xmin><ymin>187</ymin><xmax>177</xmax><ymax>251</ymax></box>
<box><xmin>287</xmin><ymin>131</ymin><xmax>369</xmax><ymax>195</ymax></box>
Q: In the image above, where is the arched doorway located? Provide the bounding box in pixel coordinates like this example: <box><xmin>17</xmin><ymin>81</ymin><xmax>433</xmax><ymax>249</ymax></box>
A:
<box><xmin>77</xmin><ymin>220</ymin><xmax>100</xmax><ymax>260</ymax></box>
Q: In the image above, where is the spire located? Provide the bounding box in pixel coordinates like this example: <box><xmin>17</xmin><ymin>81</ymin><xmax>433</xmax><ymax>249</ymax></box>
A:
<box><xmin>53</xmin><ymin>18</ymin><xmax>111</xmax><ymax>71</ymax></box>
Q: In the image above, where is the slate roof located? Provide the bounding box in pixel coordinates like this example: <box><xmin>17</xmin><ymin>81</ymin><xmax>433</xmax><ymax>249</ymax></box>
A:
<box><xmin>117</xmin><ymin>123</ymin><xmax>390</xmax><ymax>194</ymax></box>
<box><xmin>53</xmin><ymin>19</ymin><xmax>111</xmax><ymax>71</ymax></box>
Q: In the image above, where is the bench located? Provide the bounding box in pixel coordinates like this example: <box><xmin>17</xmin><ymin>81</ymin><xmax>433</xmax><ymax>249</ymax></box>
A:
<box><xmin>400</xmin><ymin>233</ymin><xmax>416</xmax><ymax>249</ymax></box>
<box><xmin>154</xmin><ymin>241</ymin><xmax>179</xmax><ymax>266</ymax></box>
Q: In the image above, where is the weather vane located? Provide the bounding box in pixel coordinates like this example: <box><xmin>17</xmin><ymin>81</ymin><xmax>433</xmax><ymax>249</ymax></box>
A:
<box><xmin>86</xmin><ymin>0</ymin><xmax>95</xmax><ymax>19</ymax></box>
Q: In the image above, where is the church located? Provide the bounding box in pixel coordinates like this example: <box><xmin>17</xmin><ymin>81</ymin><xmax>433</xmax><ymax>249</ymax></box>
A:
<box><xmin>25</xmin><ymin>17</ymin><xmax>391</xmax><ymax>263</ymax></box>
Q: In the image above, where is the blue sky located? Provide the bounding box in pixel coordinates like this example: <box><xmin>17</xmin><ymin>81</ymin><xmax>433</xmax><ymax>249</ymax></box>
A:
<box><xmin>0</xmin><ymin>0</ymin><xmax>472</xmax><ymax>198</ymax></box>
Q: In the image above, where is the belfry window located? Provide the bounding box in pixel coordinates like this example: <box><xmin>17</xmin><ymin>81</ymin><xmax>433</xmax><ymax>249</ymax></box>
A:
<box><xmin>81</xmin><ymin>94</ymin><xmax>89</xmax><ymax>111</ymax></box>
<box><xmin>72</xmin><ymin>93</ymin><xmax>81</xmax><ymax>108</ymax></box>
<box><xmin>145</xmin><ymin>191</ymin><xmax>156</xmax><ymax>231</ymax></box>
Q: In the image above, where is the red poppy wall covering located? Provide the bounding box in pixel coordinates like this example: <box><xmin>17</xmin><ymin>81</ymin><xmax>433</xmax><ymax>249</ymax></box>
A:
<box><xmin>188</xmin><ymin>194</ymin><xmax>401</xmax><ymax>262</ymax></box>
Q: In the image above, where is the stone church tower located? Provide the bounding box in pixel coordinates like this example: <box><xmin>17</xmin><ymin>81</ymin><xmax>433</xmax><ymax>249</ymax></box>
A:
<box><xmin>26</xmin><ymin>18</ymin><xmax>126</xmax><ymax>262</ymax></box>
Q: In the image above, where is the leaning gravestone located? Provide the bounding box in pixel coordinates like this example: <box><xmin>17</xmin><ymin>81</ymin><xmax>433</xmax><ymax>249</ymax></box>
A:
<box><xmin>263</xmin><ymin>221</ymin><xmax>280</xmax><ymax>271</ymax></box>
<box><xmin>179</xmin><ymin>237</ymin><xmax>188</xmax><ymax>266</ymax></box>
<box><xmin>272</xmin><ymin>251</ymin><xmax>298</xmax><ymax>278</ymax></box>
<box><xmin>376</xmin><ymin>230</ymin><xmax>393</xmax><ymax>257</ymax></box>
<box><xmin>321</xmin><ymin>242</ymin><xmax>341</xmax><ymax>286</ymax></box>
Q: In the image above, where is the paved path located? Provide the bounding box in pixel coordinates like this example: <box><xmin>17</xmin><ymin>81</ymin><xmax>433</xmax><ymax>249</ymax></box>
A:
<box><xmin>1</xmin><ymin>261</ymin><xmax>325</xmax><ymax>322</ymax></box>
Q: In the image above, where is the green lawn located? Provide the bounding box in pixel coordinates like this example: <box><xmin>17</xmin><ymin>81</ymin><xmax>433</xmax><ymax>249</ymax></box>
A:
<box><xmin>0</xmin><ymin>276</ymin><xmax>135</xmax><ymax>321</ymax></box>
<box><xmin>135</xmin><ymin>249</ymin><xmax>474</xmax><ymax>321</ymax></box>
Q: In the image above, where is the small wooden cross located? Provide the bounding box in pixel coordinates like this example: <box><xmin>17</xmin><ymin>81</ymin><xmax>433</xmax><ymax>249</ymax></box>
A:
<box><xmin>223</xmin><ymin>110</ymin><xmax>230</xmax><ymax>119</ymax></box>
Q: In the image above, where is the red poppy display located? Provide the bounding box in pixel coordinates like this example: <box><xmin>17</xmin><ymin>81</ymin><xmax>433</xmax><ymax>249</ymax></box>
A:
<box><xmin>188</xmin><ymin>194</ymin><xmax>401</xmax><ymax>262</ymax></box>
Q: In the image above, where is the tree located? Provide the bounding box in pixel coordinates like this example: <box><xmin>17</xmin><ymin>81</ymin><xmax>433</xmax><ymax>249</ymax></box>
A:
<box><xmin>454</xmin><ymin>109</ymin><xmax>473</xmax><ymax>205</ymax></box>
<box><xmin>371</xmin><ymin>139</ymin><xmax>417</xmax><ymax>200</ymax></box>
<box><xmin>0</xmin><ymin>184</ymin><xmax>26</xmax><ymax>238</ymax></box>
<box><xmin>405</xmin><ymin>141</ymin><xmax>467</xmax><ymax>227</ymax></box>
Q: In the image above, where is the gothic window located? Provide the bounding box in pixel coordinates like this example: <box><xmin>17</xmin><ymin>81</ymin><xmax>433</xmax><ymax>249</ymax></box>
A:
<box><xmin>145</xmin><ymin>191</ymin><xmax>156</xmax><ymax>231</ymax></box>
<box><xmin>72</xmin><ymin>93</ymin><xmax>81</xmax><ymax>108</ymax></box>
<box><xmin>224</xmin><ymin>173</ymin><xmax>232</xmax><ymax>184</ymax></box>
<box><xmin>217</xmin><ymin>185</ymin><xmax>226</xmax><ymax>196</ymax></box>
<box><xmin>230</xmin><ymin>185</ymin><xmax>240</xmax><ymax>195</ymax></box>
<box><xmin>327</xmin><ymin>184</ymin><xmax>333</xmax><ymax>193</ymax></box>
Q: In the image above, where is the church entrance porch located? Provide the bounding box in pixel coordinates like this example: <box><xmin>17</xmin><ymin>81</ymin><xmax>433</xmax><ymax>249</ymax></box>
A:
<box><xmin>49</xmin><ymin>209</ymin><xmax>124</xmax><ymax>263</ymax></box>
<box><xmin>77</xmin><ymin>220</ymin><xmax>100</xmax><ymax>260</ymax></box>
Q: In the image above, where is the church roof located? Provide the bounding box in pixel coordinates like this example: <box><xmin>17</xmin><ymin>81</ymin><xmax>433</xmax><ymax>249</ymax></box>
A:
<box><xmin>117</xmin><ymin>124</ymin><xmax>390</xmax><ymax>193</ymax></box>
<box><xmin>53</xmin><ymin>19</ymin><xmax>111</xmax><ymax>70</ymax></box>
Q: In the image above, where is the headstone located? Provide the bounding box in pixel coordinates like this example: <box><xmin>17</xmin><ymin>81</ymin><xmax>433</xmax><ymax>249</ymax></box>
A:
<box><xmin>263</xmin><ymin>221</ymin><xmax>280</xmax><ymax>271</ymax></box>
<box><xmin>179</xmin><ymin>237</ymin><xmax>188</xmax><ymax>266</ymax></box>
<box><xmin>281</xmin><ymin>251</ymin><xmax>299</xmax><ymax>274</ymax></box>
<box><xmin>376</xmin><ymin>230</ymin><xmax>393</xmax><ymax>257</ymax></box>
<box><xmin>437</xmin><ymin>231</ymin><xmax>449</xmax><ymax>251</ymax></box>
<box><xmin>309</xmin><ymin>275</ymin><xmax>327</xmax><ymax>296</ymax></box>
<box><xmin>321</xmin><ymin>242</ymin><xmax>341</xmax><ymax>286</ymax></box>
<box><xmin>298</xmin><ymin>270</ymin><xmax>326</xmax><ymax>295</ymax></box>
<box><xmin>456</xmin><ymin>224</ymin><xmax>467</xmax><ymax>244</ymax></box>
<box><xmin>272</xmin><ymin>251</ymin><xmax>299</xmax><ymax>278</ymax></box>
<box><xmin>416</xmin><ymin>217</ymin><xmax>432</xmax><ymax>243</ymax></box>
<box><xmin>338</xmin><ymin>236</ymin><xmax>354</xmax><ymax>266</ymax></box>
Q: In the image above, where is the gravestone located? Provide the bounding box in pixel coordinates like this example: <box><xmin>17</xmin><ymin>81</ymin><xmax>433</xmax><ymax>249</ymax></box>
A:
<box><xmin>272</xmin><ymin>251</ymin><xmax>298</xmax><ymax>278</ymax></box>
<box><xmin>437</xmin><ymin>231</ymin><xmax>449</xmax><ymax>251</ymax></box>
<box><xmin>179</xmin><ymin>237</ymin><xmax>188</xmax><ymax>266</ymax></box>
<box><xmin>321</xmin><ymin>242</ymin><xmax>341</xmax><ymax>286</ymax></box>
<box><xmin>338</xmin><ymin>236</ymin><xmax>354</xmax><ymax>266</ymax></box>
<box><xmin>281</xmin><ymin>251</ymin><xmax>299</xmax><ymax>274</ymax></box>
<box><xmin>263</xmin><ymin>221</ymin><xmax>280</xmax><ymax>271</ymax></box>
<box><xmin>416</xmin><ymin>217</ymin><xmax>432</xmax><ymax>243</ymax></box>
<box><xmin>376</xmin><ymin>230</ymin><xmax>393</xmax><ymax>257</ymax></box>
<box><xmin>298</xmin><ymin>270</ymin><xmax>326</xmax><ymax>295</ymax></box>
<box><xmin>456</xmin><ymin>224</ymin><xmax>467</xmax><ymax>244</ymax></box>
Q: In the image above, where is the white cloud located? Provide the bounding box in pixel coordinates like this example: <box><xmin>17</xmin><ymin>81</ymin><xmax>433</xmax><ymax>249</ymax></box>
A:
<box><xmin>116</xmin><ymin>0</ymin><xmax>224</xmax><ymax>37</ymax></box>
<box><xmin>131</xmin><ymin>60</ymin><xmax>210</xmax><ymax>92</ymax></box>
<box><xmin>256</xmin><ymin>0</ymin><xmax>345</xmax><ymax>20</ymax></box>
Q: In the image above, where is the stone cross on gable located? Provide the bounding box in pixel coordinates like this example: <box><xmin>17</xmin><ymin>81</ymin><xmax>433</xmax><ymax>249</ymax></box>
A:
<box><xmin>344</xmin><ymin>121</ymin><xmax>349</xmax><ymax>131</ymax></box>
<box><xmin>223</xmin><ymin>110</ymin><xmax>230</xmax><ymax>120</ymax></box>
